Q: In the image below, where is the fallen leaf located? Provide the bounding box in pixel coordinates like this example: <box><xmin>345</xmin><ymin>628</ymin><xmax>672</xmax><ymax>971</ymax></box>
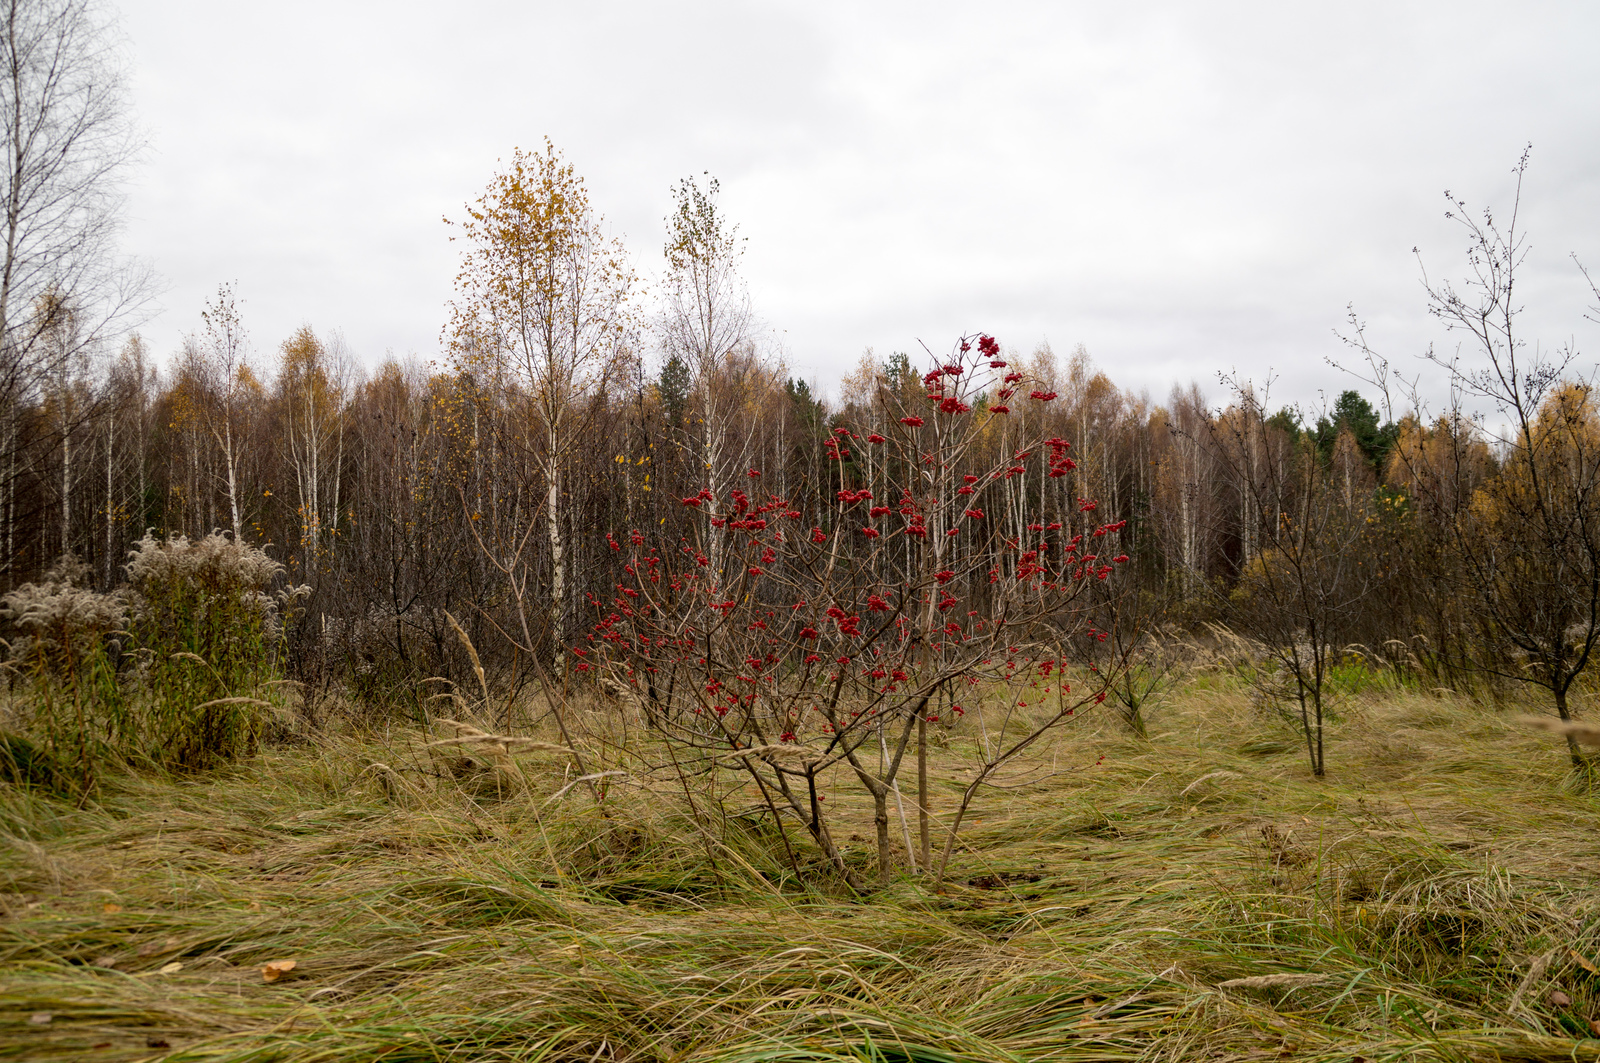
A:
<box><xmin>157</xmin><ymin>961</ymin><xmax>183</xmax><ymax>975</ymax></box>
<box><xmin>1590</xmin><ymin>1019</ymin><xmax>1600</xmax><ymax>1038</ymax></box>
<box><xmin>29</xmin><ymin>1013</ymin><xmax>51</xmax><ymax>1024</ymax></box>
<box><xmin>1548</xmin><ymin>989</ymin><xmax>1572</xmax><ymax>1008</ymax></box>
<box><xmin>137</xmin><ymin>937</ymin><xmax>177</xmax><ymax>957</ymax></box>
<box><xmin>101</xmin><ymin>903</ymin><xmax>121</xmax><ymax>914</ymax></box>
<box><xmin>1572</xmin><ymin>948</ymin><xmax>1599</xmax><ymax>975</ymax></box>
<box><xmin>247</xmin><ymin>900</ymin><xmax>261</xmax><ymax>912</ymax></box>
<box><xmin>261</xmin><ymin>959</ymin><xmax>297</xmax><ymax>982</ymax></box>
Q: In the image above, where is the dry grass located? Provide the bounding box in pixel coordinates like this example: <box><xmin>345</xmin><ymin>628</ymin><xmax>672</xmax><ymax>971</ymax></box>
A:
<box><xmin>3</xmin><ymin>679</ymin><xmax>1600</xmax><ymax>1061</ymax></box>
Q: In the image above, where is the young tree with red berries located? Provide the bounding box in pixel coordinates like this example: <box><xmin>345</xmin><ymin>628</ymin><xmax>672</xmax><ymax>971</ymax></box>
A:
<box><xmin>585</xmin><ymin>335</ymin><xmax>1132</xmax><ymax>889</ymax></box>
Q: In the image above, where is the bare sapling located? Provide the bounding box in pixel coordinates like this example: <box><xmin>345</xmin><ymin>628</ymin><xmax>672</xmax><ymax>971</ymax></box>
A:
<box><xmin>1080</xmin><ymin>566</ymin><xmax>1178</xmax><ymax>739</ymax></box>
<box><xmin>1197</xmin><ymin>379</ymin><xmax>1379</xmax><ymax>777</ymax></box>
<box><xmin>1342</xmin><ymin>148</ymin><xmax>1600</xmax><ymax>772</ymax></box>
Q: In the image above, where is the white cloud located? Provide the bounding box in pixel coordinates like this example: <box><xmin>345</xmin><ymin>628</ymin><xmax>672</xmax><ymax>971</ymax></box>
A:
<box><xmin>118</xmin><ymin>0</ymin><xmax>1600</xmax><ymax>417</ymax></box>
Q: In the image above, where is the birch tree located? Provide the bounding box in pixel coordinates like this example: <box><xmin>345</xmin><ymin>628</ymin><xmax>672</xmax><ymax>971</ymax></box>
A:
<box><xmin>447</xmin><ymin>140</ymin><xmax>635</xmax><ymax>670</ymax></box>
<box><xmin>36</xmin><ymin>288</ymin><xmax>82</xmax><ymax>556</ymax></box>
<box><xmin>659</xmin><ymin>174</ymin><xmax>762</xmax><ymax>581</ymax></box>
<box><xmin>0</xmin><ymin>0</ymin><xmax>148</xmax><ymax>580</ymax></box>
<box><xmin>197</xmin><ymin>283</ymin><xmax>249</xmax><ymax>541</ymax></box>
<box><xmin>277</xmin><ymin>325</ymin><xmax>349</xmax><ymax>571</ymax></box>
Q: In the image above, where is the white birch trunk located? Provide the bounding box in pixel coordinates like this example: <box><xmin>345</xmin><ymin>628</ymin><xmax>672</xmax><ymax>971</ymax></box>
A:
<box><xmin>547</xmin><ymin>425</ymin><xmax>566</xmax><ymax>675</ymax></box>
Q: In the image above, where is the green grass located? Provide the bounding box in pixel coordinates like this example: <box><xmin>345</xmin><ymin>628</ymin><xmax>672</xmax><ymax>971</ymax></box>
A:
<box><xmin>3</xmin><ymin>681</ymin><xmax>1600</xmax><ymax>1061</ymax></box>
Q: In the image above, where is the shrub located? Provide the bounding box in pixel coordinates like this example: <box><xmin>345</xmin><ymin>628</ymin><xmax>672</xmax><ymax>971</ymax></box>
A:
<box><xmin>0</xmin><ymin>535</ymin><xmax>310</xmax><ymax>788</ymax></box>
<box><xmin>0</xmin><ymin>558</ymin><xmax>126</xmax><ymax>792</ymax></box>
<box><xmin>588</xmin><ymin>336</ymin><xmax>1131</xmax><ymax>889</ymax></box>
<box><xmin>123</xmin><ymin>532</ymin><xmax>308</xmax><ymax>770</ymax></box>
<box><xmin>0</xmin><ymin>732</ymin><xmax>59</xmax><ymax>790</ymax></box>
<box><xmin>0</xmin><ymin>557</ymin><xmax>126</xmax><ymax>676</ymax></box>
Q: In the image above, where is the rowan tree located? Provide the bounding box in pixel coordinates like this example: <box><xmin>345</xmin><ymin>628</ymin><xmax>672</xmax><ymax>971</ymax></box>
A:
<box><xmin>589</xmin><ymin>336</ymin><xmax>1131</xmax><ymax>889</ymax></box>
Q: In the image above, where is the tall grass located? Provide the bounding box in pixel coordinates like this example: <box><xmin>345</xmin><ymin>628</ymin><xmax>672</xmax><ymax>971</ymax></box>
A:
<box><xmin>2</xmin><ymin>677</ymin><xmax>1599</xmax><ymax>1061</ymax></box>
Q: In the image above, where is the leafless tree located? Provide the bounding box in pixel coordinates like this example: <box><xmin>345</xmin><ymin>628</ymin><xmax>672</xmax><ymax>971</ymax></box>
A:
<box><xmin>196</xmin><ymin>283</ymin><xmax>252</xmax><ymax>542</ymax></box>
<box><xmin>0</xmin><ymin>0</ymin><xmax>149</xmax><ymax>580</ymax></box>
<box><xmin>1344</xmin><ymin>148</ymin><xmax>1600</xmax><ymax>771</ymax></box>
<box><xmin>1203</xmin><ymin>379</ymin><xmax>1377</xmax><ymax>776</ymax></box>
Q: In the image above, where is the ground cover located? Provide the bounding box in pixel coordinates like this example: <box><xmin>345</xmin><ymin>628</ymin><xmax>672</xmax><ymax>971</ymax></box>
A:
<box><xmin>3</xmin><ymin>682</ymin><xmax>1599</xmax><ymax>1062</ymax></box>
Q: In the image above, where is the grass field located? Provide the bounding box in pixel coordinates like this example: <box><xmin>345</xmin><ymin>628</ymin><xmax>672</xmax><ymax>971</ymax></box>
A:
<box><xmin>4</xmin><ymin>679</ymin><xmax>1600</xmax><ymax>1062</ymax></box>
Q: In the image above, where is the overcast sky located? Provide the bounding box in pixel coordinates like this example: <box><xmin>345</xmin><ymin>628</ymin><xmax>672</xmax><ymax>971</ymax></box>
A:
<box><xmin>118</xmin><ymin>0</ymin><xmax>1600</xmax><ymax>416</ymax></box>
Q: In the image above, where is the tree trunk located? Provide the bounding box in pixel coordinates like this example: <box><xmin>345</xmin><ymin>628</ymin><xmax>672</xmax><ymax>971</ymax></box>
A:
<box><xmin>546</xmin><ymin>446</ymin><xmax>566</xmax><ymax>673</ymax></box>
<box><xmin>223</xmin><ymin>418</ymin><xmax>241</xmax><ymax>541</ymax></box>
<box><xmin>871</xmin><ymin>783</ymin><xmax>892</xmax><ymax>883</ymax></box>
<box><xmin>4</xmin><ymin>413</ymin><xmax>14</xmax><ymax>585</ymax></box>
<box><xmin>61</xmin><ymin>409</ymin><xmax>71</xmax><ymax>557</ymax></box>
<box><xmin>104</xmin><ymin>415</ymin><xmax>113</xmax><ymax>588</ymax></box>
<box><xmin>703</xmin><ymin>382</ymin><xmax>723</xmax><ymax>580</ymax></box>
<box><xmin>1554</xmin><ymin>683</ymin><xmax>1586</xmax><ymax>768</ymax></box>
<box><xmin>917</xmin><ymin>714</ymin><xmax>930</xmax><ymax>871</ymax></box>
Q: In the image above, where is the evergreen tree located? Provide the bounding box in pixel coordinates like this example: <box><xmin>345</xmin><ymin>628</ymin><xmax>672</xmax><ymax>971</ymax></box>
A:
<box><xmin>1314</xmin><ymin>390</ymin><xmax>1397</xmax><ymax>469</ymax></box>
<box><xmin>658</xmin><ymin>353</ymin><xmax>691</xmax><ymax>428</ymax></box>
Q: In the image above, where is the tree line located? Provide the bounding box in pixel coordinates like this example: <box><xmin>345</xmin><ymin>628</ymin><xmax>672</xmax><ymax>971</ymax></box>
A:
<box><xmin>3</xmin><ymin>250</ymin><xmax>1570</xmax><ymax>716</ymax></box>
<box><xmin>2</xmin><ymin>0</ymin><xmax>1597</xmax><ymax>774</ymax></box>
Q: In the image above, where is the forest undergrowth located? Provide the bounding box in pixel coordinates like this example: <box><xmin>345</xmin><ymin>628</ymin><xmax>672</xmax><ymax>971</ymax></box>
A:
<box><xmin>4</xmin><ymin>676</ymin><xmax>1600</xmax><ymax>1062</ymax></box>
